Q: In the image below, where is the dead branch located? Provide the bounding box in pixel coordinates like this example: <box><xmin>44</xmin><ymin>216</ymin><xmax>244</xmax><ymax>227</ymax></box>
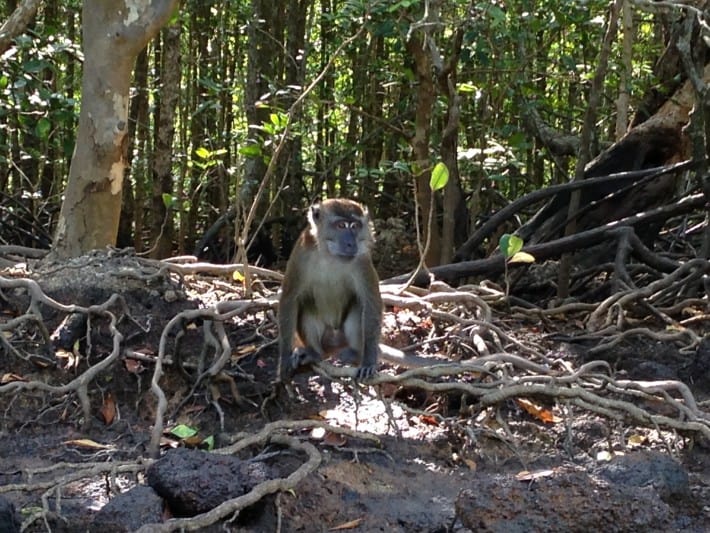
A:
<box><xmin>384</xmin><ymin>192</ymin><xmax>705</xmax><ymax>285</ymax></box>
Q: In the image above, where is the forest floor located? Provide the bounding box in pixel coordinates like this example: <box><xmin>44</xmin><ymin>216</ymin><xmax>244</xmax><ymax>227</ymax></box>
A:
<box><xmin>1</xmin><ymin>251</ymin><xmax>710</xmax><ymax>532</ymax></box>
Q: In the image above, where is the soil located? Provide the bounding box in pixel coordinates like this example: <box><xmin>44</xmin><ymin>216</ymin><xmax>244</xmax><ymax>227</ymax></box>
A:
<box><xmin>1</xmin><ymin>252</ymin><xmax>709</xmax><ymax>532</ymax></box>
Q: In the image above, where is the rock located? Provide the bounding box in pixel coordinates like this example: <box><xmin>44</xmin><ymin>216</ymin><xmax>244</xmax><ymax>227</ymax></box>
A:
<box><xmin>0</xmin><ymin>496</ymin><xmax>19</xmax><ymax>533</ymax></box>
<box><xmin>455</xmin><ymin>465</ymin><xmax>673</xmax><ymax>532</ymax></box>
<box><xmin>146</xmin><ymin>448</ymin><xmax>271</xmax><ymax>516</ymax></box>
<box><xmin>597</xmin><ymin>450</ymin><xmax>690</xmax><ymax>501</ymax></box>
<box><xmin>91</xmin><ymin>485</ymin><xmax>164</xmax><ymax>532</ymax></box>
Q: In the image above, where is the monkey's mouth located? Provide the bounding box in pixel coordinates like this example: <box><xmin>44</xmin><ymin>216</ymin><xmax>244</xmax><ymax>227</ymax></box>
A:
<box><xmin>333</xmin><ymin>251</ymin><xmax>358</xmax><ymax>260</ymax></box>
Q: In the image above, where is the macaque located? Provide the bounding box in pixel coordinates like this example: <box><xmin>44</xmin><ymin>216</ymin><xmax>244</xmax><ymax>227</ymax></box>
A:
<box><xmin>277</xmin><ymin>198</ymin><xmax>441</xmax><ymax>382</ymax></box>
<box><xmin>278</xmin><ymin>198</ymin><xmax>382</xmax><ymax>381</ymax></box>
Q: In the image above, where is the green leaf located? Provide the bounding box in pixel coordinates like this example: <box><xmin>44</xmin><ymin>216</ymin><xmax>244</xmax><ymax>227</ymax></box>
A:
<box><xmin>499</xmin><ymin>233</ymin><xmax>524</xmax><ymax>258</ymax></box>
<box><xmin>170</xmin><ymin>424</ymin><xmax>198</xmax><ymax>439</ymax></box>
<box><xmin>458</xmin><ymin>82</ymin><xmax>478</xmax><ymax>93</ymax></box>
<box><xmin>162</xmin><ymin>193</ymin><xmax>175</xmax><ymax>209</ymax></box>
<box><xmin>24</xmin><ymin>59</ymin><xmax>49</xmax><ymax>74</ymax></box>
<box><xmin>195</xmin><ymin>146</ymin><xmax>211</xmax><ymax>159</ymax></box>
<box><xmin>430</xmin><ymin>162</ymin><xmax>449</xmax><ymax>191</ymax></box>
<box><xmin>269</xmin><ymin>112</ymin><xmax>288</xmax><ymax>129</ymax></box>
<box><xmin>239</xmin><ymin>144</ymin><xmax>262</xmax><ymax>157</ymax></box>
<box><xmin>35</xmin><ymin>118</ymin><xmax>51</xmax><ymax>140</ymax></box>
<box><xmin>202</xmin><ymin>435</ymin><xmax>215</xmax><ymax>450</ymax></box>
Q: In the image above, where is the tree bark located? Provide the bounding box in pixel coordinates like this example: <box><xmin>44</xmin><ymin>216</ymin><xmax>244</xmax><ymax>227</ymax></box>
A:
<box><xmin>150</xmin><ymin>24</ymin><xmax>180</xmax><ymax>259</ymax></box>
<box><xmin>52</xmin><ymin>0</ymin><xmax>179</xmax><ymax>259</ymax></box>
<box><xmin>0</xmin><ymin>0</ymin><xmax>41</xmax><ymax>55</ymax></box>
<box><xmin>407</xmin><ymin>32</ymin><xmax>440</xmax><ymax>266</ymax></box>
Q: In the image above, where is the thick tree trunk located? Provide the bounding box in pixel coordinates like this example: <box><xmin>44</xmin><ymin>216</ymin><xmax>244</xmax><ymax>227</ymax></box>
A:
<box><xmin>52</xmin><ymin>0</ymin><xmax>178</xmax><ymax>259</ymax></box>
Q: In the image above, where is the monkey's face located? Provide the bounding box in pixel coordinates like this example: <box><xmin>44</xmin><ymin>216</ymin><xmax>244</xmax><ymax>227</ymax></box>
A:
<box><xmin>325</xmin><ymin>218</ymin><xmax>363</xmax><ymax>259</ymax></box>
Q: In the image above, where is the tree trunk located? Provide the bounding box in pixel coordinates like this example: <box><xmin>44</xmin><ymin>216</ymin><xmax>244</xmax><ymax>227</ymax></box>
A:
<box><xmin>438</xmin><ymin>29</ymin><xmax>464</xmax><ymax>265</ymax></box>
<box><xmin>51</xmin><ymin>0</ymin><xmax>178</xmax><ymax>259</ymax></box>
<box><xmin>118</xmin><ymin>48</ymin><xmax>148</xmax><ymax>250</ymax></box>
<box><xmin>150</xmin><ymin>24</ymin><xmax>180</xmax><ymax>259</ymax></box>
<box><xmin>407</xmin><ymin>32</ymin><xmax>440</xmax><ymax>266</ymax></box>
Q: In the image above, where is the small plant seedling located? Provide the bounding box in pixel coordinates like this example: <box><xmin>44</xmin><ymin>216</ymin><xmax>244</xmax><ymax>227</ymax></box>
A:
<box><xmin>499</xmin><ymin>233</ymin><xmax>535</xmax><ymax>297</ymax></box>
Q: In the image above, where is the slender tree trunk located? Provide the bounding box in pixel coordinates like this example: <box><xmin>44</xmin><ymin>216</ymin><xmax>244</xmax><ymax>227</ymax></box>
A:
<box><xmin>438</xmin><ymin>29</ymin><xmax>464</xmax><ymax>264</ymax></box>
<box><xmin>119</xmin><ymin>48</ymin><xmax>148</xmax><ymax>250</ymax></box>
<box><xmin>407</xmin><ymin>32</ymin><xmax>440</xmax><ymax>265</ymax></box>
<box><xmin>150</xmin><ymin>24</ymin><xmax>180</xmax><ymax>258</ymax></box>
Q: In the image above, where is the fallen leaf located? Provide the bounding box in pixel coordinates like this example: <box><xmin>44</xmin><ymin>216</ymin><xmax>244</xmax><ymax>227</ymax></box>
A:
<box><xmin>182</xmin><ymin>435</ymin><xmax>204</xmax><ymax>448</ymax></box>
<box><xmin>236</xmin><ymin>344</ymin><xmax>256</xmax><ymax>355</ymax></box>
<box><xmin>463</xmin><ymin>458</ymin><xmax>477</xmax><ymax>470</ymax></box>
<box><xmin>627</xmin><ymin>434</ymin><xmax>647</xmax><ymax>447</ymax></box>
<box><xmin>419</xmin><ymin>415</ymin><xmax>439</xmax><ymax>426</ymax></box>
<box><xmin>516</xmin><ymin>469</ymin><xmax>554</xmax><ymax>481</ymax></box>
<box><xmin>596</xmin><ymin>450</ymin><xmax>613</xmax><ymax>462</ymax></box>
<box><xmin>99</xmin><ymin>393</ymin><xmax>117</xmax><ymax>425</ymax></box>
<box><xmin>330</xmin><ymin>518</ymin><xmax>363</xmax><ymax>531</ymax></box>
<box><xmin>64</xmin><ymin>439</ymin><xmax>115</xmax><ymax>450</ymax></box>
<box><xmin>168</xmin><ymin>424</ymin><xmax>199</xmax><ymax>439</ymax></box>
<box><xmin>124</xmin><ymin>359</ymin><xmax>144</xmax><ymax>374</ymax></box>
<box><xmin>1</xmin><ymin>373</ymin><xmax>26</xmax><ymax>384</ymax></box>
<box><xmin>516</xmin><ymin>398</ymin><xmax>561</xmax><ymax>424</ymax></box>
<box><xmin>323</xmin><ymin>431</ymin><xmax>347</xmax><ymax>447</ymax></box>
<box><xmin>378</xmin><ymin>382</ymin><xmax>399</xmax><ymax>398</ymax></box>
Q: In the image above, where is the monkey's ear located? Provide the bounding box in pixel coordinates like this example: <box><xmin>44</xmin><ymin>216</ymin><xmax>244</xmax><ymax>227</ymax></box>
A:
<box><xmin>309</xmin><ymin>203</ymin><xmax>321</xmax><ymax>224</ymax></box>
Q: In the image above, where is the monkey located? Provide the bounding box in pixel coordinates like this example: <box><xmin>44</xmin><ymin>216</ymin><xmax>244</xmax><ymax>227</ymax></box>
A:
<box><xmin>278</xmin><ymin>198</ymin><xmax>381</xmax><ymax>381</ymax></box>
<box><xmin>277</xmin><ymin>198</ymin><xmax>445</xmax><ymax>383</ymax></box>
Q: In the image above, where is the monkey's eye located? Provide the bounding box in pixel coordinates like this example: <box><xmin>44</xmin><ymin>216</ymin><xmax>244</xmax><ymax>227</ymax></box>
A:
<box><xmin>336</xmin><ymin>220</ymin><xmax>350</xmax><ymax>229</ymax></box>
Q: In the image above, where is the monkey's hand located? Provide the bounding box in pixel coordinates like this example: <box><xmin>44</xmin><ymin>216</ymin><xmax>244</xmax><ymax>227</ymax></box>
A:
<box><xmin>278</xmin><ymin>347</ymin><xmax>320</xmax><ymax>381</ymax></box>
<box><xmin>355</xmin><ymin>365</ymin><xmax>376</xmax><ymax>380</ymax></box>
<box><xmin>291</xmin><ymin>347</ymin><xmax>322</xmax><ymax>370</ymax></box>
<box><xmin>337</xmin><ymin>347</ymin><xmax>377</xmax><ymax>381</ymax></box>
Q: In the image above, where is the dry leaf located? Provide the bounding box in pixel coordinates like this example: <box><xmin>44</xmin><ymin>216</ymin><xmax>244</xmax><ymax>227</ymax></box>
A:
<box><xmin>419</xmin><ymin>415</ymin><xmax>439</xmax><ymax>426</ymax></box>
<box><xmin>462</xmin><ymin>458</ymin><xmax>477</xmax><ymax>470</ymax></box>
<box><xmin>378</xmin><ymin>382</ymin><xmax>399</xmax><ymax>398</ymax></box>
<box><xmin>64</xmin><ymin>438</ymin><xmax>115</xmax><ymax>450</ymax></box>
<box><xmin>124</xmin><ymin>358</ymin><xmax>144</xmax><ymax>374</ymax></box>
<box><xmin>99</xmin><ymin>393</ymin><xmax>117</xmax><ymax>425</ymax></box>
<box><xmin>627</xmin><ymin>434</ymin><xmax>647</xmax><ymax>447</ymax></box>
<box><xmin>182</xmin><ymin>435</ymin><xmax>204</xmax><ymax>448</ymax></box>
<box><xmin>235</xmin><ymin>344</ymin><xmax>257</xmax><ymax>355</ymax></box>
<box><xmin>515</xmin><ymin>469</ymin><xmax>554</xmax><ymax>481</ymax></box>
<box><xmin>596</xmin><ymin>450</ymin><xmax>613</xmax><ymax>462</ymax></box>
<box><xmin>516</xmin><ymin>398</ymin><xmax>561</xmax><ymax>424</ymax></box>
<box><xmin>1</xmin><ymin>373</ymin><xmax>26</xmax><ymax>384</ymax></box>
<box><xmin>323</xmin><ymin>431</ymin><xmax>347</xmax><ymax>447</ymax></box>
<box><xmin>330</xmin><ymin>518</ymin><xmax>363</xmax><ymax>531</ymax></box>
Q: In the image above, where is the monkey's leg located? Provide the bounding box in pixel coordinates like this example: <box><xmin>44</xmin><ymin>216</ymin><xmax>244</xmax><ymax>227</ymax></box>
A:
<box><xmin>289</xmin><ymin>312</ymin><xmax>326</xmax><ymax>372</ymax></box>
<box><xmin>341</xmin><ymin>305</ymin><xmax>376</xmax><ymax>380</ymax></box>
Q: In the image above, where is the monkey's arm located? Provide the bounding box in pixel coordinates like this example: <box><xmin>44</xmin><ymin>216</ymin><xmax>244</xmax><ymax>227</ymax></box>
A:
<box><xmin>277</xmin><ymin>256</ymin><xmax>304</xmax><ymax>381</ymax></box>
<box><xmin>356</xmin><ymin>258</ymin><xmax>383</xmax><ymax>379</ymax></box>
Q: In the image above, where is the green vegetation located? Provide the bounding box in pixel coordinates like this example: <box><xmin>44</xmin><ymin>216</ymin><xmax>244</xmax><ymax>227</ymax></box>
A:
<box><xmin>0</xmin><ymin>0</ymin><xmax>678</xmax><ymax>265</ymax></box>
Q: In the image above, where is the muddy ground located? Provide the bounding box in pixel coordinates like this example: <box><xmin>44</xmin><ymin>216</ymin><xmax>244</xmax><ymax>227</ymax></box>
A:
<box><xmin>1</xmin><ymin>252</ymin><xmax>709</xmax><ymax>532</ymax></box>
